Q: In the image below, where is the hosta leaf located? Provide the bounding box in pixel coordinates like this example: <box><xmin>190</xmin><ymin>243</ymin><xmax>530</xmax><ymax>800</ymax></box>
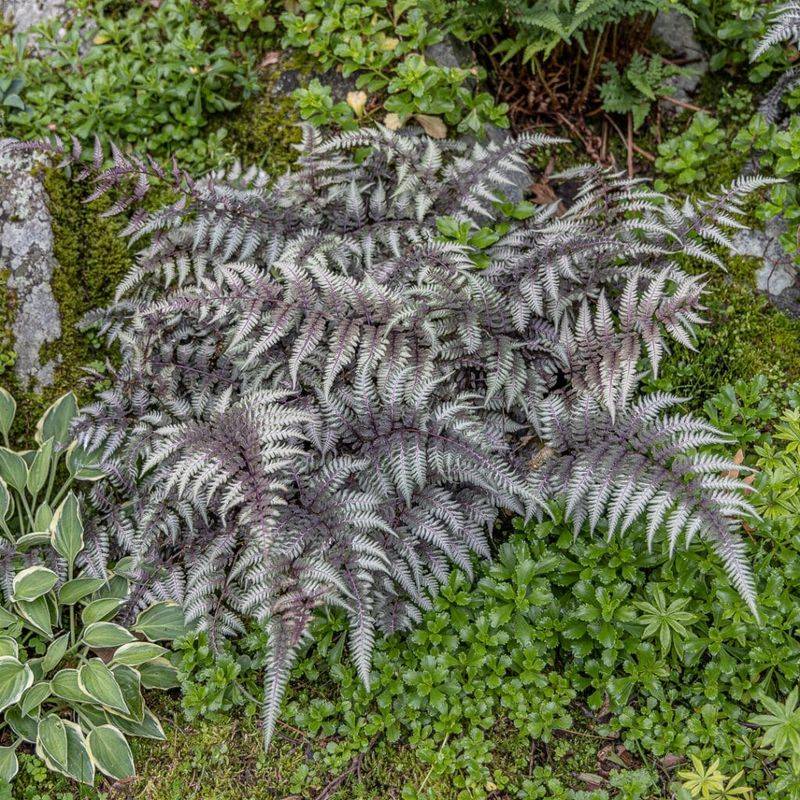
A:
<box><xmin>15</xmin><ymin>596</ymin><xmax>53</xmax><ymax>638</ymax></box>
<box><xmin>33</xmin><ymin>501</ymin><xmax>53</xmax><ymax>530</ymax></box>
<box><xmin>59</xmin><ymin>577</ymin><xmax>106</xmax><ymax>605</ymax></box>
<box><xmin>0</xmin><ymin>388</ymin><xmax>16</xmax><ymax>438</ymax></box>
<box><xmin>27</xmin><ymin>438</ymin><xmax>54</xmax><ymax>497</ymax></box>
<box><xmin>66</xmin><ymin>442</ymin><xmax>104</xmax><ymax>481</ymax></box>
<box><xmin>86</xmin><ymin>724</ymin><xmax>135</xmax><ymax>781</ymax></box>
<box><xmin>111</xmin><ymin>641</ymin><xmax>167</xmax><ymax>667</ymax></box>
<box><xmin>137</xmin><ymin>657</ymin><xmax>179</xmax><ymax>690</ymax></box>
<box><xmin>0</xmin><ymin>745</ymin><xmax>18</xmax><ymax>782</ymax></box>
<box><xmin>42</xmin><ymin>633</ymin><xmax>70</xmax><ymax>675</ymax></box>
<box><xmin>0</xmin><ymin>636</ymin><xmax>17</xmax><ymax>658</ymax></box>
<box><xmin>13</xmin><ymin>566</ymin><xmax>58</xmax><ymax>602</ymax></box>
<box><xmin>78</xmin><ymin>659</ymin><xmax>128</xmax><ymax>713</ymax></box>
<box><xmin>6</xmin><ymin>706</ymin><xmax>38</xmax><ymax>743</ymax></box>
<box><xmin>52</xmin><ymin>668</ymin><xmax>94</xmax><ymax>704</ymax></box>
<box><xmin>133</xmin><ymin>602</ymin><xmax>186</xmax><ymax>641</ymax></box>
<box><xmin>49</xmin><ymin>492</ymin><xmax>84</xmax><ymax>568</ymax></box>
<box><xmin>0</xmin><ymin>656</ymin><xmax>33</xmax><ymax>712</ymax></box>
<box><xmin>61</xmin><ymin>720</ymin><xmax>95</xmax><ymax>785</ymax></box>
<box><xmin>20</xmin><ymin>680</ymin><xmax>51</xmax><ymax>717</ymax></box>
<box><xmin>0</xmin><ymin>479</ymin><xmax>9</xmax><ymax>521</ymax></box>
<box><xmin>35</xmin><ymin>391</ymin><xmax>78</xmax><ymax>447</ymax></box>
<box><xmin>105</xmin><ymin>706</ymin><xmax>166</xmax><ymax>741</ymax></box>
<box><xmin>37</xmin><ymin>713</ymin><xmax>68</xmax><ymax>771</ymax></box>
<box><xmin>82</xmin><ymin>597</ymin><xmax>125</xmax><ymax>625</ymax></box>
<box><xmin>111</xmin><ymin>664</ymin><xmax>144</xmax><ymax>723</ymax></box>
<box><xmin>0</xmin><ymin>448</ymin><xmax>27</xmax><ymax>492</ymax></box>
<box><xmin>83</xmin><ymin>622</ymin><xmax>136</xmax><ymax>649</ymax></box>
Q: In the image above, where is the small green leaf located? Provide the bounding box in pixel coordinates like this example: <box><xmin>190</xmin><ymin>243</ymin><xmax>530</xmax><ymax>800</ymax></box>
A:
<box><xmin>14</xmin><ymin>532</ymin><xmax>50</xmax><ymax>551</ymax></box>
<box><xmin>42</xmin><ymin>633</ymin><xmax>70</xmax><ymax>675</ymax></box>
<box><xmin>33</xmin><ymin>501</ymin><xmax>52</xmax><ymax>530</ymax></box>
<box><xmin>13</xmin><ymin>566</ymin><xmax>58</xmax><ymax>602</ymax></box>
<box><xmin>5</xmin><ymin>706</ymin><xmax>37</xmax><ymax>743</ymax></box>
<box><xmin>0</xmin><ymin>606</ymin><xmax>17</xmax><ymax>629</ymax></box>
<box><xmin>0</xmin><ymin>744</ymin><xmax>18</xmax><ymax>782</ymax></box>
<box><xmin>0</xmin><ymin>448</ymin><xmax>27</xmax><ymax>492</ymax></box>
<box><xmin>78</xmin><ymin>659</ymin><xmax>129</xmax><ymax>713</ymax></box>
<box><xmin>138</xmin><ymin>657</ymin><xmax>180</xmax><ymax>690</ymax></box>
<box><xmin>35</xmin><ymin>391</ymin><xmax>78</xmax><ymax>447</ymax></box>
<box><xmin>0</xmin><ymin>636</ymin><xmax>17</xmax><ymax>658</ymax></box>
<box><xmin>26</xmin><ymin>438</ymin><xmax>54</xmax><ymax>497</ymax></box>
<box><xmin>59</xmin><ymin>577</ymin><xmax>106</xmax><ymax>605</ymax></box>
<box><xmin>37</xmin><ymin>714</ymin><xmax>68</xmax><ymax>771</ymax></box>
<box><xmin>61</xmin><ymin>720</ymin><xmax>95</xmax><ymax>785</ymax></box>
<box><xmin>50</xmin><ymin>492</ymin><xmax>84</xmax><ymax>568</ymax></box>
<box><xmin>0</xmin><ymin>479</ymin><xmax>10</xmax><ymax>521</ymax></box>
<box><xmin>0</xmin><ymin>389</ymin><xmax>16</xmax><ymax>439</ymax></box>
<box><xmin>111</xmin><ymin>664</ymin><xmax>144</xmax><ymax>722</ymax></box>
<box><xmin>66</xmin><ymin>442</ymin><xmax>104</xmax><ymax>481</ymax></box>
<box><xmin>82</xmin><ymin>597</ymin><xmax>124</xmax><ymax>625</ymax></box>
<box><xmin>83</xmin><ymin>622</ymin><xmax>136</xmax><ymax>649</ymax></box>
<box><xmin>111</xmin><ymin>641</ymin><xmax>167</xmax><ymax>667</ymax></box>
<box><xmin>51</xmin><ymin>668</ymin><xmax>94</xmax><ymax>704</ymax></box>
<box><xmin>0</xmin><ymin>656</ymin><xmax>33</xmax><ymax>712</ymax></box>
<box><xmin>86</xmin><ymin>724</ymin><xmax>135</xmax><ymax>781</ymax></box>
<box><xmin>20</xmin><ymin>680</ymin><xmax>51</xmax><ymax>716</ymax></box>
<box><xmin>133</xmin><ymin>602</ymin><xmax>186</xmax><ymax>641</ymax></box>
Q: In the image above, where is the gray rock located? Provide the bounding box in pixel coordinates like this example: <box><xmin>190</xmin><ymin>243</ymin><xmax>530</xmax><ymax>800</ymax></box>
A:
<box><xmin>0</xmin><ymin>141</ymin><xmax>62</xmax><ymax>390</ymax></box>
<box><xmin>651</xmin><ymin>11</ymin><xmax>708</xmax><ymax>107</ymax></box>
<box><xmin>733</xmin><ymin>217</ymin><xmax>800</xmax><ymax>316</ymax></box>
<box><xmin>425</xmin><ymin>36</ymin><xmax>475</xmax><ymax>70</ymax></box>
<box><xmin>1</xmin><ymin>0</ymin><xmax>65</xmax><ymax>31</ymax></box>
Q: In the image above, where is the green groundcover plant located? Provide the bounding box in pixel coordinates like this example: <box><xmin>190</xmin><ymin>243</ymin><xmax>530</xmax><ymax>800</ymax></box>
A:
<box><xmin>174</xmin><ymin>377</ymin><xmax>800</xmax><ymax>799</ymax></box>
<box><xmin>0</xmin><ymin>389</ymin><xmax>185</xmax><ymax>786</ymax></box>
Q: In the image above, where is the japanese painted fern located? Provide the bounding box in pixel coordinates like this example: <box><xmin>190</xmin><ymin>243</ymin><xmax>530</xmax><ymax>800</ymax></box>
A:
<box><xmin>33</xmin><ymin>129</ymin><xmax>764</xmax><ymax>745</ymax></box>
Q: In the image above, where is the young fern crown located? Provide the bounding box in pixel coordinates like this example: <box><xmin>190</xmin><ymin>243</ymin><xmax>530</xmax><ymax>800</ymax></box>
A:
<box><xmin>27</xmin><ymin>126</ymin><xmax>765</xmax><ymax>746</ymax></box>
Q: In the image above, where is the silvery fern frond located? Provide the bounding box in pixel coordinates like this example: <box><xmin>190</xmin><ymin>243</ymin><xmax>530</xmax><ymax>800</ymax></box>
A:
<box><xmin>37</xmin><ymin>128</ymin><xmax>763</xmax><ymax>746</ymax></box>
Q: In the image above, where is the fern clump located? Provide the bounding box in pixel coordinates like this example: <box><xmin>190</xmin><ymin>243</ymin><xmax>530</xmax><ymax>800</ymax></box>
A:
<box><xmin>27</xmin><ymin>128</ymin><xmax>767</xmax><ymax>744</ymax></box>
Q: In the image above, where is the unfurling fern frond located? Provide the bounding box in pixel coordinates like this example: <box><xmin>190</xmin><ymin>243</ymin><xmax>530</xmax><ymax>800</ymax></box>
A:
<box><xmin>65</xmin><ymin>128</ymin><xmax>760</xmax><ymax>745</ymax></box>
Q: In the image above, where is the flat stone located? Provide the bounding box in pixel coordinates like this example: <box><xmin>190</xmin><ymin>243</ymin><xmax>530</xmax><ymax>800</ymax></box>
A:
<box><xmin>0</xmin><ymin>141</ymin><xmax>62</xmax><ymax>390</ymax></box>
<box><xmin>2</xmin><ymin>0</ymin><xmax>66</xmax><ymax>31</ymax></box>
<box><xmin>652</xmin><ymin>11</ymin><xmax>708</xmax><ymax>107</ymax></box>
<box><xmin>733</xmin><ymin>217</ymin><xmax>800</xmax><ymax>316</ymax></box>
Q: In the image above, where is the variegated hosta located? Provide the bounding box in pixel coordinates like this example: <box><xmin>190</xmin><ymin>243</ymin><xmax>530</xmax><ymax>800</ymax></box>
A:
<box><xmin>0</xmin><ymin>389</ymin><xmax>185</xmax><ymax>784</ymax></box>
<box><xmin>31</xmin><ymin>128</ymin><xmax>769</xmax><ymax>745</ymax></box>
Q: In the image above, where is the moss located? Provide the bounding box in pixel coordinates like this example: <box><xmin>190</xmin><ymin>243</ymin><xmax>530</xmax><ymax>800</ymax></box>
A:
<box><xmin>223</xmin><ymin>66</ymin><xmax>303</xmax><ymax>177</ymax></box>
<box><xmin>653</xmin><ymin>254</ymin><xmax>800</xmax><ymax>407</ymax></box>
<box><xmin>7</xmin><ymin>170</ymin><xmax>133</xmax><ymax>444</ymax></box>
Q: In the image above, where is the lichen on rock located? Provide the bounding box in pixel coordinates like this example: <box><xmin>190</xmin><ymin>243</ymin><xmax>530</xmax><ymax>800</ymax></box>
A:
<box><xmin>0</xmin><ymin>142</ymin><xmax>62</xmax><ymax>391</ymax></box>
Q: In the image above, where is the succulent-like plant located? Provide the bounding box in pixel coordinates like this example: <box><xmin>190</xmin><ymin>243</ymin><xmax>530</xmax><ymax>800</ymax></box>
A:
<box><xmin>16</xmin><ymin>129</ymin><xmax>767</xmax><ymax>745</ymax></box>
<box><xmin>0</xmin><ymin>389</ymin><xmax>184</xmax><ymax>784</ymax></box>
